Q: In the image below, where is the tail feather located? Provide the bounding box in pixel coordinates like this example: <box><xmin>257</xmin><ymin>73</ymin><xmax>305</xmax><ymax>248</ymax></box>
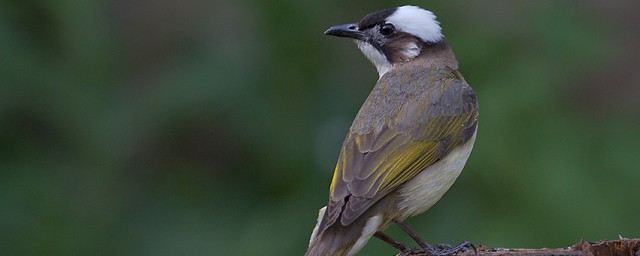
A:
<box><xmin>307</xmin><ymin>206</ymin><xmax>327</xmax><ymax>248</ymax></box>
<box><xmin>306</xmin><ymin>207</ymin><xmax>382</xmax><ymax>256</ymax></box>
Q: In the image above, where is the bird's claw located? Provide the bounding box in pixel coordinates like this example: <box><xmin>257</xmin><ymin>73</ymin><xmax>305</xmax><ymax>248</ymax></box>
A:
<box><xmin>428</xmin><ymin>241</ymin><xmax>476</xmax><ymax>255</ymax></box>
<box><xmin>399</xmin><ymin>241</ymin><xmax>476</xmax><ymax>256</ymax></box>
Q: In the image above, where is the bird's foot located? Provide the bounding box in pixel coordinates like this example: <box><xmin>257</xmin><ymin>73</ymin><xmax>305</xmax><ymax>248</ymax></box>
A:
<box><xmin>399</xmin><ymin>241</ymin><xmax>476</xmax><ymax>256</ymax></box>
<box><xmin>432</xmin><ymin>241</ymin><xmax>476</xmax><ymax>255</ymax></box>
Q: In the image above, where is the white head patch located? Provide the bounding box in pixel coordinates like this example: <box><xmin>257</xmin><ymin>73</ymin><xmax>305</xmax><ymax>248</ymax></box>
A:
<box><xmin>386</xmin><ymin>6</ymin><xmax>443</xmax><ymax>43</ymax></box>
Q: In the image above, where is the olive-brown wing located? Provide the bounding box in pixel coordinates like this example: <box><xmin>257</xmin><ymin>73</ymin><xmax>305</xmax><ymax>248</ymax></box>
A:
<box><xmin>318</xmin><ymin>69</ymin><xmax>478</xmax><ymax>234</ymax></box>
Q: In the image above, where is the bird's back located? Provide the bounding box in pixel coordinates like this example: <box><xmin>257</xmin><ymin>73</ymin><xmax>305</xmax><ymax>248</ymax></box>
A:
<box><xmin>308</xmin><ymin>63</ymin><xmax>478</xmax><ymax>256</ymax></box>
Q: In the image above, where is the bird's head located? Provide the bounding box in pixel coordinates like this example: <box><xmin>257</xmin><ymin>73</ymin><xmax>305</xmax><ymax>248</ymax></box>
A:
<box><xmin>325</xmin><ymin>6</ymin><xmax>451</xmax><ymax>77</ymax></box>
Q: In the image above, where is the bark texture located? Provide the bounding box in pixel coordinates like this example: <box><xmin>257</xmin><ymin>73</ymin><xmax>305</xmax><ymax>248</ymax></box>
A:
<box><xmin>400</xmin><ymin>239</ymin><xmax>640</xmax><ymax>256</ymax></box>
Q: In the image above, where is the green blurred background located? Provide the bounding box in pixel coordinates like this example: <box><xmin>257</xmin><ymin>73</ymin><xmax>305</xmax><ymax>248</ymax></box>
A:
<box><xmin>1</xmin><ymin>0</ymin><xmax>639</xmax><ymax>255</ymax></box>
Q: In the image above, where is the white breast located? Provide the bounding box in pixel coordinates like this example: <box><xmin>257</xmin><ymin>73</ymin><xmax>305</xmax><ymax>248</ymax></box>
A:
<box><xmin>396</xmin><ymin>130</ymin><xmax>477</xmax><ymax>219</ymax></box>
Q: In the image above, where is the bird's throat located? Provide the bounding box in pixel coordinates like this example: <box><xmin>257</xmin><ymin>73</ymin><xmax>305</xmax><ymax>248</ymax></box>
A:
<box><xmin>355</xmin><ymin>40</ymin><xmax>392</xmax><ymax>78</ymax></box>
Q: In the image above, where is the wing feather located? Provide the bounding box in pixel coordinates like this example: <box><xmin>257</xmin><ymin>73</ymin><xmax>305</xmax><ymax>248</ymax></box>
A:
<box><xmin>319</xmin><ymin>65</ymin><xmax>478</xmax><ymax>232</ymax></box>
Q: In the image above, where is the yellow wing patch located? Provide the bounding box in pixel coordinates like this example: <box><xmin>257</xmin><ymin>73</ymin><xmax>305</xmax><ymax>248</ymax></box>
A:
<box><xmin>324</xmin><ymin>66</ymin><xmax>478</xmax><ymax>227</ymax></box>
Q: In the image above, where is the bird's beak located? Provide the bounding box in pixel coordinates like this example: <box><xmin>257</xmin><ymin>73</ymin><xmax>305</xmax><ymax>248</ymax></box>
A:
<box><xmin>324</xmin><ymin>23</ymin><xmax>365</xmax><ymax>40</ymax></box>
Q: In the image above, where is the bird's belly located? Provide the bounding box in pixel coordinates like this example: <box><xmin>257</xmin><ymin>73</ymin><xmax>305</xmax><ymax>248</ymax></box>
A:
<box><xmin>396</xmin><ymin>131</ymin><xmax>477</xmax><ymax>219</ymax></box>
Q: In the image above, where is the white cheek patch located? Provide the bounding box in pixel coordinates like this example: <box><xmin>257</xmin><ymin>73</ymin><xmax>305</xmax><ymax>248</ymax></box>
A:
<box><xmin>386</xmin><ymin>6</ymin><xmax>443</xmax><ymax>43</ymax></box>
<box><xmin>401</xmin><ymin>41</ymin><xmax>421</xmax><ymax>59</ymax></box>
<box><xmin>355</xmin><ymin>40</ymin><xmax>392</xmax><ymax>78</ymax></box>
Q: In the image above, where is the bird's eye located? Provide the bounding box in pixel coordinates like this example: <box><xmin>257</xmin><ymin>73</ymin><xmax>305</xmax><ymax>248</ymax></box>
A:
<box><xmin>380</xmin><ymin>24</ymin><xmax>395</xmax><ymax>36</ymax></box>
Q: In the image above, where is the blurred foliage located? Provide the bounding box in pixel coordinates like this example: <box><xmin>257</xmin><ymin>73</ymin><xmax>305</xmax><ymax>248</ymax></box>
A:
<box><xmin>1</xmin><ymin>0</ymin><xmax>639</xmax><ymax>255</ymax></box>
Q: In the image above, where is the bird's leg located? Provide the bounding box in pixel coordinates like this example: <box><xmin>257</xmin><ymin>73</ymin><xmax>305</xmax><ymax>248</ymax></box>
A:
<box><xmin>395</xmin><ymin>221</ymin><xmax>476</xmax><ymax>256</ymax></box>
<box><xmin>373</xmin><ymin>232</ymin><xmax>412</xmax><ymax>252</ymax></box>
<box><xmin>395</xmin><ymin>221</ymin><xmax>430</xmax><ymax>248</ymax></box>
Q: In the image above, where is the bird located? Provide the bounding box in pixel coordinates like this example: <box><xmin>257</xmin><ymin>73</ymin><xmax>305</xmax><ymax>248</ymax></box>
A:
<box><xmin>305</xmin><ymin>5</ymin><xmax>479</xmax><ymax>256</ymax></box>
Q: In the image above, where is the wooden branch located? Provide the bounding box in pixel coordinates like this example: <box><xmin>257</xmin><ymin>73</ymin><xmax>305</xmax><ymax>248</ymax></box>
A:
<box><xmin>399</xmin><ymin>239</ymin><xmax>640</xmax><ymax>256</ymax></box>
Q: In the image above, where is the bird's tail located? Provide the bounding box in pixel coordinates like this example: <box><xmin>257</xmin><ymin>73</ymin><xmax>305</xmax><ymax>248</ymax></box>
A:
<box><xmin>305</xmin><ymin>206</ymin><xmax>381</xmax><ymax>256</ymax></box>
